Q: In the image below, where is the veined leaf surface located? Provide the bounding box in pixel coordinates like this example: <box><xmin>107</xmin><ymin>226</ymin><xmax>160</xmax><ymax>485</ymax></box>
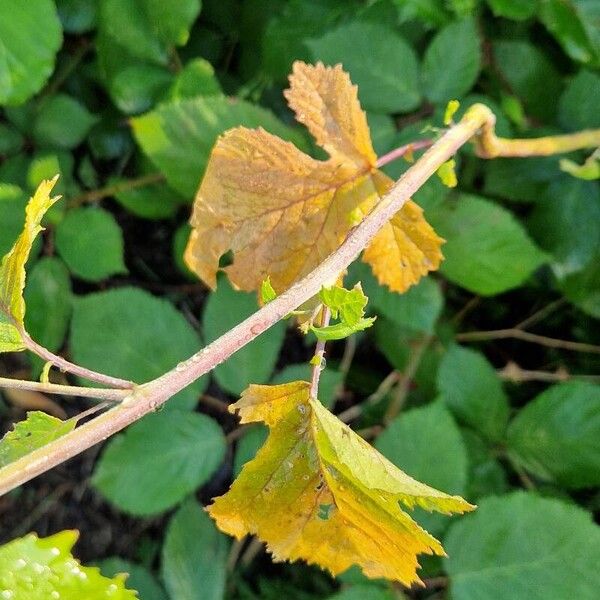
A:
<box><xmin>208</xmin><ymin>382</ymin><xmax>474</xmax><ymax>586</ymax></box>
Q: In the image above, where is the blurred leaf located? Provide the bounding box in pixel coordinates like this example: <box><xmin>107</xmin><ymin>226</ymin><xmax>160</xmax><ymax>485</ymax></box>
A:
<box><xmin>0</xmin><ymin>531</ymin><xmax>136</xmax><ymax>599</ymax></box>
<box><xmin>366</xmin><ymin>113</ymin><xmax>396</xmax><ymax>156</ymax></box>
<box><xmin>376</xmin><ymin>402</ymin><xmax>470</xmax><ymax>536</ymax></box>
<box><xmin>93</xmin><ymin>411</ymin><xmax>225</xmax><ymax>515</ymax></box>
<box><xmin>70</xmin><ymin>287</ymin><xmax>207</xmax><ymax>409</ymax></box>
<box><xmin>55</xmin><ymin>207</ymin><xmax>127</xmax><ymax>281</ymax></box>
<box><xmin>132</xmin><ymin>96</ymin><xmax>302</xmax><ymax>198</ymax></box>
<box><xmin>113</xmin><ymin>178</ymin><xmax>183</xmax><ymax>220</ymax></box>
<box><xmin>233</xmin><ymin>424</ymin><xmax>268</xmax><ymax>477</ymax></box>
<box><xmin>427</xmin><ymin>194</ymin><xmax>547</xmax><ymax>295</ymax></box>
<box><xmin>540</xmin><ymin>0</ymin><xmax>600</xmax><ymax>67</ymax></box>
<box><xmin>169</xmin><ymin>57</ymin><xmax>223</xmax><ymax>99</ymax></box>
<box><xmin>0</xmin><ymin>0</ymin><xmax>62</xmax><ymax>105</ymax></box>
<box><xmin>0</xmin><ymin>123</ymin><xmax>24</xmax><ymax>155</ymax></box>
<box><xmin>559</xmin><ymin>70</ymin><xmax>600</xmax><ymax>131</ymax></box>
<box><xmin>307</xmin><ymin>20</ymin><xmax>421</xmax><ymax>113</ymax></box>
<box><xmin>0</xmin><ymin>177</ymin><xmax>60</xmax><ymax>353</ymax></box>
<box><xmin>528</xmin><ymin>177</ymin><xmax>600</xmax><ymax>278</ymax></box>
<box><xmin>560</xmin><ymin>156</ymin><xmax>600</xmax><ymax>180</ymax></box>
<box><xmin>461</xmin><ymin>430</ymin><xmax>508</xmax><ymax>500</ymax></box>
<box><xmin>0</xmin><ymin>411</ymin><xmax>75</xmax><ymax>468</ymax></box>
<box><xmin>492</xmin><ymin>41</ymin><xmax>562</xmax><ymax>121</ymax></box>
<box><xmin>24</xmin><ymin>257</ymin><xmax>72</xmax><ymax>372</ymax></box>
<box><xmin>437</xmin><ymin>345</ymin><xmax>509</xmax><ymax>442</ymax></box>
<box><xmin>0</xmin><ymin>185</ymin><xmax>27</xmax><ymax>257</ymax></box>
<box><xmin>445</xmin><ymin>492</ymin><xmax>600</xmax><ymax>599</ymax></box>
<box><xmin>507</xmin><ymin>381</ymin><xmax>600</xmax><ymax>489</ymax></box>
<box><xmin>261</xmin><ymin>0</ymin><xmax>357</xmax><ymax>81</ymax></box>
<box><xmin>33</xmin><ymin>94</ymin><xmax>97</xmax><ymax>149</ymax></box>
<box><xmin>203</xmin><ymin>276</ymin><xmax>285</xmax><ymax>395</ymax></box>
<box><xmin>56</xmin><ymin>0</ymin><xmax>98</xmax><ymax>33</ymax></box>
<box><xmin>559</xmin><ymin>251</ymin><xmax>600</xmax><ymax>318</ymax></box>
<box><xmin>486</xmin><ymin>0</ymin><xmax>538</xmax><ymax>20</ymax></box>
<box><xmin>162</xmin><ymin>498</ymin><xmax>228</xmax><ymax>600</ymax></box>
<box><xmin>326</xmin><ymin>585</ymin><xmax>396</xmax><ymax>600</ymax></box>
<box><xmin>100</xmin><ymin>558</ymin><xmax>167</xmax><ymax>600</ymax></box>
<box><xmin>393</xmin><ymin>0</ymin><xmax>451</xmax><ymax>26</ymax></box>
<box><xmin>422</xmin><ymin>19</ymin><xmax>481</xmax><ymax>104</ymax></box>
<box><xmin>208</xmin><ymin>382</ymin><xmax>474</xmax><ymax>586</ymax></box>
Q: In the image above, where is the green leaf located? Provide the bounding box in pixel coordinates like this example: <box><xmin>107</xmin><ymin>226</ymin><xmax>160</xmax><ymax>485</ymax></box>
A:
<box><xmin>233</xmin><ymin>424</ymin><xmax>268</xmax><ymax>477</ymax></box>
<box><xmin>507</xmin><ymin>381</ymin><xmax>600</xmax><ymax>489</ymax></box>
<box><xmin>540</xmin><ymin>0</ymin><xmax>600</xmax><ymax>67</ymax></box>
<box><xmin>307</xmin><ymin>20</ymin><xmax>421</xmax><ymax>113</ymax></box>
<box><xmin>56</xmin><ymin>0</ymin><xmax>98</xmax><ymax>34</ymax></box>
<box><xmin>100</xmin><ymin>558</ymin><xmax>167</xmax><ymax>600</ymax></box>
<box><xmin>0</xmin><ymin>530</ymin><xmax>137</xmax><ymax>599</ymax></box>
<box><xmin>93</xmin><ymin>411</ymin><xmax>225</xmax><ymax>515</ymax></box>
<box><xmin>260</xmin><ymin>276</ymin><xmax>278</xmax><ymax>304</ymax></box>
<box><xmin>70</xmin><ymin>287</ymin><xmax>207</xmax><ymax>409</ymax></box>
<box><xmin>350</xmin><ymin>262</ymin><xmax>443</xmax><ymax>334</ymax></box>
<box><xmin>528</xmin><ymin>177</ymin><xmax>600</xmax><ymax>278</ymax></box>
<box><xmin>461</xmin><ymin>430</ymin><xmax>508</xmax><ymax>500</ymax></box>
<box><xmin>393</xmin><ymin>0</ymin><xmax>452</xmax><ymax>27</ymax></box>
<box><xmin>0</xmin><ymin>0</ymin><xmax>63</xmax><ymax>105</ymax></box>
<box><xmin>169</xmin><ymin>57</ymin><xmax>223</xmax><ymax>100</ymax></box>
<box><xmin>162</xmin><ymin>498</ymin><xmax>229</xmax><ymax>600</ymax></box>
<box><xmin>376</xmin><ymin>401</ymin><xmax>469</xmax><ymax>535</ymax></box>
<box><xmin>559</xmin><ymin>252</ymin><xmax>600</xmax><ymax>318</ymax></box>
<box><xmin>422</xmin><ymin>19</ymin><xmax>481</xmax><ymax>104</ymax></box>
<box><xmin>436</xmin><ymin>159</ymin><xmax>458</xmax><ymax>188</ymax></box>
<box><xmin>445</xmin><ymin>492</ymin><xmax>600</xmax><ymax>600</ymax></box>
<box><xmin>24</xmin><ymin>257</ymin><xmax>72</xmax><ymax>372</ymax></box>
<box><xmin>272</xmin><ymin>364</ymin><xmax>342</xmax><ymax>409</ymax></box>
<box><xmin>261</xmin><ymin>0</ymin><xmax>357</xmax><ymax>81</ymax></box>
<box><xmin>0</xmin><ymin>123</ymin><xmax>24</xmax><ymax>155</ymax></box>
<box><xmin>559</xmin><ymin>70</ymin><xmax>600</xmax><ymax>131</ymax></box>
<box><xmin>427</xmin><ymin>194</ymin><xmax>547</xmax><ymax>295</ymax></box>
<box><xmin>486</xmin><ymin>0</ymin><xmax>538</xmax><ymax>20</ymax></box>
<box><xmin>99</xmin><ymin>0</ymin><xmax>200</xmax><ymax>66</ymax></box>
<box><xmin>311</xmin><ymin>318</ymin><xmax>376</xmax><ymax>341</ymax></box>
<box><xmin>203</xmin><ymin>276</ymin><xmax>285</xmax><ymax>396</ymax></box>
<box><xmin>33</xmin><ymin>94</ymin><xmax>97</xmax><ymax>149</ymax></box>
<box><xmin>367</xmin><ymin>113</ymin><xmax>397</xmax><ymax>156</ymax></box>
<box><xmin>492</xmin><ymin>41</ymin><xmax>562</xmax><ymax>121</ymax></box>
<box><xmin>55</xmin><ymin>207</ymin><xmax>127</xmax><ymax>282</ymax></box>
<box><xmin>0</xmin><ymin>177</ymin><xmax>60</xmax><ymax>353</ymax></box>
<box><xmin>113</xmin><ymin>177</ymin><xmax>183</xmax><ymax>220</ymax></box>
<box><xmin>0</xmin><ymin>411</ymin><xmax>75</xmax><ymax>468</ymax></box>
<box><xmin>319</xmin><ymin>284</ymin><xmax>369</xmax><ymax>326</ymax></box>
<box><xmin>0</xmin><ymin>185</ymin><xmax>27</xmax><ymax>257</ymax></box>
<box><xmin>437</xmin><ymin>345</ymin><xmax>509</xmax><ymax>442</ymax></box>
<box><xmin>132</xmin><ymin>96</ymin><xmax>303</xmax><ymax>198</ymax></box>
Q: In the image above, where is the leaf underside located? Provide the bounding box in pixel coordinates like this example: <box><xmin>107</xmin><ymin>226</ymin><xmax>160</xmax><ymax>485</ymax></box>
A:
<box><xmin>208</xmin><ymin>382</ymin><xmax>474</xmax><ymax>586</ymax></box>
<box><xmin>185</xmin><ymin>61</ymin><xmax>443</xmax><ymax>295</ymax></box>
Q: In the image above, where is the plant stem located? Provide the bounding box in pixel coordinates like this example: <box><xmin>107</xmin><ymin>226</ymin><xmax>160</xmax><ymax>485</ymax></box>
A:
<box><xmin>497</xmin><ymin>362</ymin><xmax>600</xmax><ymax>384</ymax></box>
<box><xmin>68</xmin><ymin>172</ymin><xmax>165</xmax><ymax>207</ymax></box>
<box><xmin>3</xmin><ymin>103</ymin><xmax>595</xmax><ymax>495</ymax></box>
<box><xmin>309</xmin><ymin>307</ymin><xmax>331</xmax><ymax>400</ymax></box>
<box><xmin>455</xmin><ymin>328</ymin><xmax>600</xmax><ymax>354</ymax></box>
<box><xmin>376</xmin><ymin>139</ymin><xmax>434</xmax><ymax>168</ymax></box>
<box><xmin>20</xmin><ymin>329</ymin><xmax>135</xmax><ymax>389</ymax></box>
<box><xmin>0</xmin><ymin>376</ymin><xmax>129</xmax><ymax>402</ymax></box>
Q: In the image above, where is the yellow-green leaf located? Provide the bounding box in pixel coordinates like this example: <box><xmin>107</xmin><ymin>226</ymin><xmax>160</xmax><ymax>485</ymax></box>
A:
<box><xmin>0</xmin><ymin>176</ymin><xmax>61</xmax><ymax>352</ymax></box>
<box><xmin>208</xmin><ymin>382</ymin><xmax>474</xmax><ymax>586</ymax></box>
<box><xmin>436</xmin><ymin>159</ymin><xmax>458</xmax><ymax>188</ymax></box>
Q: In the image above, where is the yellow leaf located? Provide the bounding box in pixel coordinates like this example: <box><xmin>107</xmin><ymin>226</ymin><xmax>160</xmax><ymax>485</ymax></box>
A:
<box><xmin>208</xmin><ymin>382</ymin><xmax>475</xmax><ymax>586</ymax></box>
<box><xmin>362</xmin><ymin>172</ymin><xmax>444</xmax><ymax>293</ymax></box>
<box><xmin>444</xmin><ymin>100</ymin><xmax>460</xmax><ymax>126</ymax></box>
<box><xmin>0</xmin><ymin>176</ymin><xmax>61</xmax><ymax>352</ymax></box>
<box><xmin>185</xmin><ymin>61</ymin><xmax>443</xmax><ymax>294</ymax></box>
<box><xmin>437</xmin><ymin>159</ymin><xmax>458</xmax><ymax>188</ymax></box>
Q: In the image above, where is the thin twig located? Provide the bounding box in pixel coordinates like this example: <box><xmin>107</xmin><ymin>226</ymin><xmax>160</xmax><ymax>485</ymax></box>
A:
<box><xmin>456</xmin><ymin>328</ymin><xmax>600</xmax><ymax>354</ymax></box>
<box><xmin>200</xmin><ymin>394</ymin><xmax>231</xmax><ymax>413</ymax></box>
<box><xmin>0</xmin><ymin>376</ymin><xmax>129</xmax><ymax>402</ymax></box>
<box><xmin>498</xmin><ymin>362</ymin><xmax>600</xmax><ymax>384</ymax></box>
<box><xmin>309</xmin><ymin>307</ymin><xmax>331</xmax><ymax>400</ymax></box>
<box><xmin>68</xmin><ymin>172</ymin><xmax>165</xmax><ymax>207</ymax></box>
<box><xmin>20</xmin><ymin>329</ymin><xmax>135</xmax><ymax>389</ymax></box>
<box><xmin>514</xmin><ymin>298</ymin><xmax>566</xmax><ymax>330</ymax></box>
<box><xmin>384</xmin><ymin>336</ymin><xmax>431</xmax><ymax>424</ymax></box>
<box><xmin>376</xmin><ymin>139</ymin><xmax>434</xmax><ymax>168</ymax></box>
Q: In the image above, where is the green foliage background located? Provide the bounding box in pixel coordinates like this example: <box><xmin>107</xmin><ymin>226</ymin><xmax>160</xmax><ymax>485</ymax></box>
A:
<box><xmin>0</xmin><ymin>0</ymin><xmax>599</xmax><ymax>598</ymax></box>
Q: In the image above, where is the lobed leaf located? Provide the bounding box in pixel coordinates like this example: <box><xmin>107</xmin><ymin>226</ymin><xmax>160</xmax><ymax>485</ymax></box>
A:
<box><xmin>184</xmin><ymin>61</ymin><xmax>444</xmax><ymax>295</ymax></box>
<box><xmin>208</xmin><ymin>382</ymin><xmax>474</xmax><ymax>586</ymax></box>
<box><xmin>0</xmin><ymin>176</ymin><xmax>61</xmax><ymax>352</ymax></box>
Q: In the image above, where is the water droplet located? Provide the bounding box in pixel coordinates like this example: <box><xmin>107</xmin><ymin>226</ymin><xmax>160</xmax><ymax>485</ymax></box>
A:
<box><xmin>175</xmin><ymin>362</ymin><xmax>186</xmax><ymax>372</ymax></box>
<box><xmin>50</xmin><ymin>548</ymin><xmax>60</xmax><ymax>556</ymax></box>
<box><xmin>14</xmin><ymin>558</ymin><xmax>26</xmax><ymax>569</ymax></box>
<box><xmin>2</xmin><ymin>591</ymin><xmax>14</xmax><ymax>599</ymax></box>
<box><xmin>319</xmin><ymin>357</ymin><xmax>327</xmax><ymax>371</ymax></box>
<box><xmin>303</xmin><ymin>474</ymin><xmax>310</xmax><ymax>481</ymax></box>
<box><xmin>297</xmin><ymin>405</ymin><xmax>306</xmax><ymax>414</ymax></box>
<box><xmin>51</xmin><ymin>592</ymin><xmax>60</xmax><ymax>599</ymax></box>
<box><xmin>250</xmin><ymin>323</ymin><xmax>262</xmax><ymax>335</ymax></box>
